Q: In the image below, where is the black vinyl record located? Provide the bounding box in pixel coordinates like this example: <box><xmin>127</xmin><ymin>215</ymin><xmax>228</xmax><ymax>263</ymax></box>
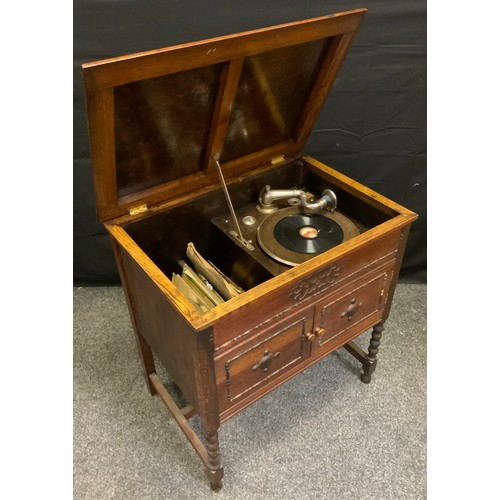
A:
<box><xmin>257</xmin><ymin>206</ymin><xmax>360</xmax><ymax>267</ymax></box>
<box><xmin>273</xmin><ymin>213</ymin><xmax>344</xmax><ymax>254</ymax></box>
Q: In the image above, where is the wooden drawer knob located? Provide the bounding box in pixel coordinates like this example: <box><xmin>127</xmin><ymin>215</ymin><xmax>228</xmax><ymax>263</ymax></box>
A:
<box><xmin>341</xmin><ymin>298</ymin><xmax>362</xmax><ymax>321</ymax></box>
<box><xmin>306</xmin><ymin>327</ymin><xmax>325</xmax><ymax>342</ymax></box>
<box><xmin>252</xmin><ymin>350</ymin><xmax>280</xmax><ymax>373</ymax></box>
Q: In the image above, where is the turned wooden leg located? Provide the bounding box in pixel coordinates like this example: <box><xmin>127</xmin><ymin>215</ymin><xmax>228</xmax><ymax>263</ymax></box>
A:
<box><xmin>361</xmin><ymin>322</ymin><xmax>384</xmax><ymax>384</ymax></box>
<box><xmin>204</xmin><ymin>430</ymin><xmax>224</xmax><ymax>491</ymax></box>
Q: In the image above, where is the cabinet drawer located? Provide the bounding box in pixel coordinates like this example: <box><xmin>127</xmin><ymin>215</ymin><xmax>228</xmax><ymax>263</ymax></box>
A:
<box><xmin>316</xmin><ymin>260</ymin><xmax>395</xmax><ymax>349</ymax></box>
<box><xmin>215</xmin><ymin>309</ymin><xmax>313</xmax><ymax>412</ymax></box>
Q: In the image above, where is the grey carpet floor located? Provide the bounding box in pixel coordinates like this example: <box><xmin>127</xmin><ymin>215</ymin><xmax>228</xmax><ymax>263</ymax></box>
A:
<box><xmin>74</xmin><ymin>283</ymin><xmax>426</xmax><ymax>500</ymax></box>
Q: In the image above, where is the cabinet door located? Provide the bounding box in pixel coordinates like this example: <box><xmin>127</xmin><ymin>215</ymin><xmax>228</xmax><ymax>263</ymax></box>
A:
<box><xmin>313</xmin><ymin>261</ymin><xmax>395</xmax><ymax>352</ymax></box>
<box><xmin>215</xmin><ymin>307</ymin><xmax>313</xmax><ymax>414</ymax></box>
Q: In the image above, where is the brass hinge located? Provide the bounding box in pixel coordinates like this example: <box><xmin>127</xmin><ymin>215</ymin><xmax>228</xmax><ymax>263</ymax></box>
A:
<box><xmin>271</xmin><ymin>155</ymin><xmax>285</xmax><ymax>165</ymax></box>
<box><xmin>129</xmin><ymin>203</ymin><xmax>148</xmax><ymax>216</ymax></box>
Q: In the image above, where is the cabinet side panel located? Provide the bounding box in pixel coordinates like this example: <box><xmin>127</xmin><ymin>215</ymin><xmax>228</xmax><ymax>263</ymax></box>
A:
<box><xmin>116</xmin><ymin>244</ymin><xmax>200</xmax><ymax>408</ymax></box>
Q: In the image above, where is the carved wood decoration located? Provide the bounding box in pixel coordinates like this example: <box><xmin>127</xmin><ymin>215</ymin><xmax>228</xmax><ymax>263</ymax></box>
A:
<box><xmin>288</xmin><ymin>263</ymin><xmax>343</xmax><ymax>301</ymax></box>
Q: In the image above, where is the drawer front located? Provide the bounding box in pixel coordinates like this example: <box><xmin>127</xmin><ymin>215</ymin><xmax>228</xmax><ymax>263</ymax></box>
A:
<box><xmin>215</xmin><ymin>309</ymin><xmax>313</xmax><ymax>412</ymax></box>
<box><xmin>315</xmin><ymin>260</ymin><xmax>395</xmax><ymax>349</ymax></box>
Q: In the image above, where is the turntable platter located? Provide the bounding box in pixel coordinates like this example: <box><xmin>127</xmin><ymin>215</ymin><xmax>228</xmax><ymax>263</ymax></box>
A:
<box><xmin>257</xmin><ymin>206</ymin><xmax>359</xmax><ymax>266</ymax></box>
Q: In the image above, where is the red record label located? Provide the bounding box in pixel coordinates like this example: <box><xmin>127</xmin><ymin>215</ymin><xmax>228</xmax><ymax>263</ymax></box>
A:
<box><xmin>299</xmin><ymin>226</ymin><xmax>318</xmax><ymax>239</ymax></box>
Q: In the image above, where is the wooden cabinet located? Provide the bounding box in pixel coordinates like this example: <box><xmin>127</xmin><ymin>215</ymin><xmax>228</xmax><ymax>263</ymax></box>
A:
<box><xmin>82</xmin><ymin>8</ymin><xmax>417</xmax><ymax>491</ymax></box>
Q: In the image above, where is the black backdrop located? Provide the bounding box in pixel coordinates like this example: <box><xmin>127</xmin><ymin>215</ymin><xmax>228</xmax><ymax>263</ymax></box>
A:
<box><xmin>74</xmin><ymin>0</ymin><xmax>426</xmax><ymax>285</ymax></box>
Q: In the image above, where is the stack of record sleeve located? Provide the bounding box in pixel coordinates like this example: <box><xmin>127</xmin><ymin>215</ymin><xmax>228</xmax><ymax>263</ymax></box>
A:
<box><xmin>172</xmin><ymin>242</ymin><xmax>244</xmax><ymax>313</ymax></box>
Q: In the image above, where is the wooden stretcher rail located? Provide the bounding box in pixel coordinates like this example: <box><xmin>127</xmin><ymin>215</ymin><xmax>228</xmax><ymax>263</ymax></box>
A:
<box><xmin>343</xmin><ymin>340</ymin><xmax>366</xmax><ymax>364</ymax></box>
<box><xmin>149</xmin><ymin>374</ymin><xmax>209</xmax><ymax>467</ymax></box>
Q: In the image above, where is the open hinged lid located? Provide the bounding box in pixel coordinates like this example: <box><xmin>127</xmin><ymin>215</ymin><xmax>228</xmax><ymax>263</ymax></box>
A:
<box><xmin>82</xmin><ymin>9</ymin><xmax>366</xmax><ymax>222</ymax></box>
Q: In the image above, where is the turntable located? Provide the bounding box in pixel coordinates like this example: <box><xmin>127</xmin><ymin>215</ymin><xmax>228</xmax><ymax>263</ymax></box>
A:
<box><xmin>211</xmin><ymin>183</ymin><xmax>361</xmax><ymax>275</ymax></box>
<box><xmin>259</xmin><ymin>207</ymin><xmax>355</xmax><ymax>262</ymax></box>
<box><xmin>83</xmin><ymin>8</ymin><xmax>418</xmax><ymax>491</ymax></box>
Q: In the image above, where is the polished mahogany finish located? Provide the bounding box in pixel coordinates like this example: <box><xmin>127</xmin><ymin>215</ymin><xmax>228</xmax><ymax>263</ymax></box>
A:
<box><xmin>83</xmin><ymin>9</ymin><xmax>417</xmax><ymax>491</ymax></box>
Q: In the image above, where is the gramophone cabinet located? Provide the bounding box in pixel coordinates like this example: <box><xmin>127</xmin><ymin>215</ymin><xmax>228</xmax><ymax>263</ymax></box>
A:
<box><xmin>82</xmin><ymin>8</ymin><xmax>417</xmax><ymax>491</ymax></box>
